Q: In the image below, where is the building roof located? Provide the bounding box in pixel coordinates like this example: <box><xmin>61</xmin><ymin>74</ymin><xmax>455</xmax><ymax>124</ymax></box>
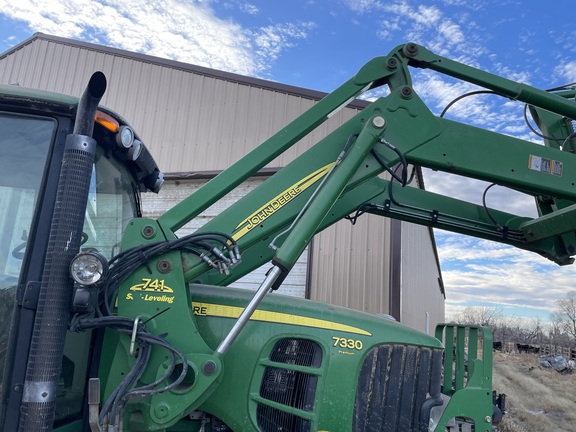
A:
<box><xmin>1</xmin><ymin>33</ymin><xmax>371</xmax><ymax>110</ymax></box>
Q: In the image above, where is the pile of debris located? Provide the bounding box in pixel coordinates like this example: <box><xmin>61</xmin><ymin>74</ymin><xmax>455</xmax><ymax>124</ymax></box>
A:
<box><xmin>538</xmin><ymin>354</ymin><xmax>575</xmax><ymax>373</ymax></box>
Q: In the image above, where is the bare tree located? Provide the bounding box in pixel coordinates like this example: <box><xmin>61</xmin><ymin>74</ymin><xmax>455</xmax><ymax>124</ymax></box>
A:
<box><xmin>547</xmin><ymin>312</ymin><xmax>571</xmax><ymax>353</ymax></box>
<box><xmin>455</xmin><ymin>306</ymin><xmax>502</xmax><ymax>328</ymax></box>
<box><xmin>517</xmin><ymin>317</ymin><xmax>544</xmax><ymax>345</ymax></box>
<box><xmin>492</xmin><ymin>315</ymin><xmax>519</xmax><ymax>349</ymax></box>
<box><xmin>554</xmin><ymin>291</ymin><xmax>576</xmax><ymax>347</ymax></box>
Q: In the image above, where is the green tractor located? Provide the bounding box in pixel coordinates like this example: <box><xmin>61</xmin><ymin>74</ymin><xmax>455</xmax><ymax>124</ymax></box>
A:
<box><xmin>2</xmin><ymin>43</ymin><xmax>575</xmax><ymax>431</ymax></box>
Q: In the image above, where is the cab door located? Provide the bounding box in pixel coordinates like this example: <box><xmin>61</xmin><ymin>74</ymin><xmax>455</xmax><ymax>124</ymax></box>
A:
<box><xmin>0</xmin><ymin>110</ymin><xmax>66</xmax><ymax>430</ymax></box>
<box><xmin>0</xmin><ymin>107</ymin><xmax>143</xmax><ymax>431</ymax></box>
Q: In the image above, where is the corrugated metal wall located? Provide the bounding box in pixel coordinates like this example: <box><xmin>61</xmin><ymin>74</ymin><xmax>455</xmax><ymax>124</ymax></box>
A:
<box><xmin>310</xmin><ymin>215</ymin><xmax>392</xmax><ymax>314</ymax></box>
<box><xmin>0</xmin><ymin>36</ymin><xmax>359</xmax><ymax>172</ymax></box>
<box><xmin>0</xmin><ymin>34</ymin><xmax>445</xmax><ymax>332</ymax></box>
<box><xmin>401</xmin><ymin>222</ymin><xmax>445</xmax><ymax>333</ymax></box>
<box><xmin>141</xmin><ymin>178</ymin><xmax>309</xmax><ymax>298</ymax></box>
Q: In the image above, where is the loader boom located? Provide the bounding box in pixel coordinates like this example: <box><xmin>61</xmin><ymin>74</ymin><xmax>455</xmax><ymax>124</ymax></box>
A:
<box><xmin>108</xmin><ymin>43</ymin><xmax>575</xmax><ymax>431</ymax></box>
<box><xmin>155</xmin><ymin>42</ymin><xmax>576</xmax><ymax>288</ymax></box>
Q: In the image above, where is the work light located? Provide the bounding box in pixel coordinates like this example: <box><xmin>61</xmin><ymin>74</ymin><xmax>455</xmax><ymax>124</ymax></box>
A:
<box><xmin>70</xmin><ymin>250</ymin><xmax>108</xmax><ymax>286</ymax></box>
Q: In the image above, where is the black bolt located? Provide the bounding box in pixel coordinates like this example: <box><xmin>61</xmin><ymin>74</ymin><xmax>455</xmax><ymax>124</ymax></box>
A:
<box><xmin>142</xmin><ymin>226</ymin><xmax>155</xmax><ymax>238</ymax></box>
<box><xmin>387</xmin><ymin>58</ymin><xmax>397</xmax><ymax>69</ymax></box>
<box><xmin>401</xmin><ymin>86</ymin><xmax>413</xmax><ymax>98</ymax></box>
<box><xmin>404</xmin><ymin>42</ymin><xmax>419</xmax><ymax>57</ymax></box>
<box><xmin>157</xmin><ymin>260</ymin><xmax>172</xmax><ymax>274</ymax></box>
<box><xmin>203</xmin><ymin>361</ymin><xmax>217</xmax><ymax>376</ymax></box>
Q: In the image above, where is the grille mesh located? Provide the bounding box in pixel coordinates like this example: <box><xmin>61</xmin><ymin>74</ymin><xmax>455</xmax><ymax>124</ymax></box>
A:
<box><xmin>260</xmin><ymin>367</ymin><xmax>318</xmax><ymax>411</ymax></box>
<box><xmin>269</xmin><ymin>338</ymin><xmax>322</xmax><ymax>367</ymax></box>
<box><xmin>256</xmin><ymin>338</ymin><xmax>321</xmax><ymax>432</ymax></box>
<box><xmin>256</xmin><ymin>403</ymin><xmax>312</xmax><ymax>432</ymax></box>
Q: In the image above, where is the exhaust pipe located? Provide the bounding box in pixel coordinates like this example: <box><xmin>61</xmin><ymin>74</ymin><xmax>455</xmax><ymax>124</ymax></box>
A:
<box><xmin>74</xmin><ymin>71</ymin><xmax>107</xmax><ymax>136</ymax></box>
<box><xmin>19</xmin><ymin>72</ymin><xmax>106</xmax><ymax>431</ymax></box>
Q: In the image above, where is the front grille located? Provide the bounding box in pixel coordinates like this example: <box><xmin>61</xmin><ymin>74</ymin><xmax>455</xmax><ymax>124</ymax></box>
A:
<box><xmin>256</xmin><ymin>338</ymin><xmax>322</xmax><ymax>432</ymax></box>
<box><xmin>260</xmin><ymin>367</ymin><xmax>318</xmax><ymax>411</ymax></box>
<box><xmin>256</xmin><ymin>403</ymin><xmax>312</xmax><ymax>432</ymax></box>
<box><xmin>353</xmin><ymin>344</ymin><xmax>443</xmax><ymax>432</ymax></box>
<box><xmin>269</xmin><ymin>338</ymin><xmax>323</xmax><ymax>367</ymax></box>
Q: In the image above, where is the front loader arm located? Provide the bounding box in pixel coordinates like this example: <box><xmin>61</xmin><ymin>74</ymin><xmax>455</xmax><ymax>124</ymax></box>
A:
<box><xmin>175</xmin><ymin>43</ymin><xmax>576</xmax><ymax>287</ymax></box>
<box><xmin>102</xmin><ymin>43</ymin><xmax>576</xmax><ymax>430</ymax></box>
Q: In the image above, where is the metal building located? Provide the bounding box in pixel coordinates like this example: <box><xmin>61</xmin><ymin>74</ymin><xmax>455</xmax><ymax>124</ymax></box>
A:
<box><xmin>0</xmin><ymin>33</ymin><xmax>445</xmax><ymax>332</ymax></box>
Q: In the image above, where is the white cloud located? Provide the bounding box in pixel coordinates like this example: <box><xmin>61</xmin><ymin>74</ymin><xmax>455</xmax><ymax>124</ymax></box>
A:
<box><xmin>340</xmin><ymin>0</ymin><xmax>380</xmax><ymax>14</ymax></box>
<box><xmin>360</xmin><ymin>0</ymin><xmax>485</xmax><ymax>60</ymax></box>
<box><xmin>0</xmin><ymin>0</ymin><xmax>314</xmax><ymax>77</ymax></box>
<box><xmin>415</xmin><ymin>5</ymin><xmax>441</xmax><ymax>25</ymax></box>
<box><xmin>438</xmin><ymin>21</ymin><xmax>465</xmax><ymax>46</ymax></box>
<box><xmin>437</xmin><ymin>0</ymin><xmax>469</xmax><ymax>5</ymax></box>
<box><xmin>239</xmin><ymin>3</ymin><xmax>259</xmax><ymax>15</ymax></box>
<box><xmin>436</xmin><ymin>232</ymin><xmax>576</xmax><ymax>318</ymax></box>
<box><xmin>554</xmin><ymin>60</ymin><xmax>576</xmax><ymax>83</ymax></box>
<box><xmin>249</xmin><ymin>22</ymin><xmax>316</xmax><ymax>72</ymax></box>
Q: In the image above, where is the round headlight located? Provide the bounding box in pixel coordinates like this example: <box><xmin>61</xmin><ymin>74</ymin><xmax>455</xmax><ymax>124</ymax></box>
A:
<box><xmin>70</xmin><ymin>250</ymin><xmax>108</xmax><ymax>286</ymax></box>
<box><xmin>116</xmin><ymin>125</ymin><xmax>134</xmax><ymax>149</ymax></box>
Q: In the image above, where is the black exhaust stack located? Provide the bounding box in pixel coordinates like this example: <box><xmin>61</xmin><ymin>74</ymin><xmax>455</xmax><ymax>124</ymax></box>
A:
<box><xmin>18</xmin><ymin>72</ymin><xmax>106</xmax><ymax>431</ymax></box>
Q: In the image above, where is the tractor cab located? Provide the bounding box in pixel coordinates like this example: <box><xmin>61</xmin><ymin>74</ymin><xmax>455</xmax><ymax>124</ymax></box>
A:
<box><xmin>0</xmin><ymin>84</ymin><xmax>161</xmax><ymax>430</ymax></box>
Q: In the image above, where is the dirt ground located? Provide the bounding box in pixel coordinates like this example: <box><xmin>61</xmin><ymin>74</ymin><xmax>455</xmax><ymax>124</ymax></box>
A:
<box><xmin>492</xmin><ymin>352</ymin><xmax>576</xmax><ymax>432</ymax></box>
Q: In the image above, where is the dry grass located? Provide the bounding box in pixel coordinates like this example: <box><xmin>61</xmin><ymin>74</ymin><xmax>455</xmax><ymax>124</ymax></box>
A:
<box><xmin>492</xmin><ymin>352</ymin><xmax>576</xmax><ymax>432</ymax></box>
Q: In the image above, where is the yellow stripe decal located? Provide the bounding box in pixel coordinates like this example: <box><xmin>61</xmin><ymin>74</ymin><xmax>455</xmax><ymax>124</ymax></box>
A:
<box><xmin>231</xmin><ymin>163</ymin><xmax>334</xmax><ymax>241</ymax></box>
<box><xmin>192</xmin><ymin>301</ymin><xmax>372</xmax><ymax>336</ymax></box>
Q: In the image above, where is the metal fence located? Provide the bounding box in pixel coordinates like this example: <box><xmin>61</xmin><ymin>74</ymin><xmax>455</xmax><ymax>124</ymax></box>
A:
<box><xmin>494</xmin><ymin>342</ymin><xmax>576</xmax><ymax>360</ymax></box>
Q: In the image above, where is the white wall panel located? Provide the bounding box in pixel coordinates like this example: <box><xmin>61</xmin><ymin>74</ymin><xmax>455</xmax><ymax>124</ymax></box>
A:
<box><xmin>400</xmin><ymin>222</ymin><xmax>445</xmax><ymax>333</ymax></box>
<box><xmin>141</xmin><ymin>178</ymin><xmax>308</xmax><ymax>298</ymax></box>
<box><xmin>310</xmin><ymin>215</ymin><xmax>392</xmax><ymax>314</ymax></box>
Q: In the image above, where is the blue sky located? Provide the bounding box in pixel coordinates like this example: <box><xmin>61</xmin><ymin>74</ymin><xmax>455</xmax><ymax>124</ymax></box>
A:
<box><xmin>1</xmin><ymin>0</ymin><xmax>576</xmax><ymax>322</ymax></box>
